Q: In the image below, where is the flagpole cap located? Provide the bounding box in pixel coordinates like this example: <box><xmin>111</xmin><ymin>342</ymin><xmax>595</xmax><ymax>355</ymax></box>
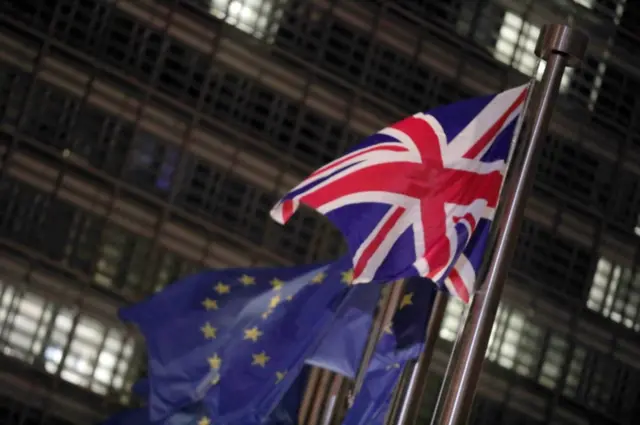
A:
<box><xmin>534</xmin><ymin>24</ymin><xmax>588</xmax><ymax>67</ymax></box>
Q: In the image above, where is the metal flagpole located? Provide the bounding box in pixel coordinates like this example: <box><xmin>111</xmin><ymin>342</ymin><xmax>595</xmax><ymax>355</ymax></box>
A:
<box><xmin>387</xmin><ymin>292</ymin><xmax>449</xmax><ymax>425</ymax></box>
<box><xmin>352</xmin><ymin>280</ymin><xmax>406</xmax><ymax>397</ymax></box>
<box><xmin>319</xmin><ymin>374</ymin><xmax>346</xmax><ymax>425</ymax></box>
<box><xmin>386</xmin><ymin>363</ymin><xmax>414</xmax><ymax>423</ymax></box>
<box><xmin>299</xmin><ymin>367</ymin><xmax>322</xmax><ymax>424</ymax></box>
<box><xmin>307</xmin><ymin>370</ymin><xmax>334</xmax><ymax>425</ymax></box>
<box><xmin>433</xmin><ymin>24</ymin><xmax>588</xmax><ymax>425</ymax></box>
<box><xmin>307</xmin><ymin>280</ymin><xmax>405</xmax><ymax>425</ymax></box>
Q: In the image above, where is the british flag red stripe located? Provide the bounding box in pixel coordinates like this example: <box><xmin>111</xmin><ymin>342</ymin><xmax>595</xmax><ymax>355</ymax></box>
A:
<box><xmin>271</xmin><ymin>85</ymin><xmax>528</xmax><ymax>302</ymax></box>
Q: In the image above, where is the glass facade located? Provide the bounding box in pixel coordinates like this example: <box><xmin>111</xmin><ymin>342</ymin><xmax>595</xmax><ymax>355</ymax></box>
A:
<box><xmin>0</xmin><ymin>0</ymin><xmax>638</xmax><ymax>424</ymax></box>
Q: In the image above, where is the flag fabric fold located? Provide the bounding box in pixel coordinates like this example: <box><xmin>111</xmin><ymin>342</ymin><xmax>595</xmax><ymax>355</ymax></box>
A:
<box><xmin>119</xmin><ymin>257</ymin><xmax>356</xmax><ymax>423</ymax></box>
<box><xmin>341</xmin><ymin>277</ymin><xmax>438</xmax><ymax>425</ymax></box>
<box><xmin>271</xmin><ymin>85</ymin><xmax>528</xmax><ymax>302</ymax></box>
<box><xmin>305</xmin><ymin>282</ymin><xmax>383</xmax><ymax>378</ymax></box>
<box><xmin>106</xmin><ymin>368</ymin><xmax>310</xmax><ymax>425</ymax></box>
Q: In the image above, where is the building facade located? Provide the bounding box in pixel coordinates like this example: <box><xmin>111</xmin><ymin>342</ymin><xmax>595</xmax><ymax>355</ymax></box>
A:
<box><xmin>0</xmin><ymin>0</ymin><xmax>638</xmax><ymax>424</ymax></box>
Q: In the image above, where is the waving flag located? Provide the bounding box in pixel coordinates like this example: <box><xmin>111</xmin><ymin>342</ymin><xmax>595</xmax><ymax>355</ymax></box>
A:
<box><xmin>341</xmin><ymin>277</ymin><xmax>437</xmax><ymax>425</ymax></box>
<box><xmin>119</xmin><ymin>257</ymin><xmax>357</xmax><ymax>423</ymax></box>
<box><xmin>110</xmin><ymin>370</ymin><xmax>311</xmax><ymax>425</ymax></box>
<box><xmin>271</xmin><ymin>86</ymin><xmax>528</xmax><ymax>302</ymax></box>
<box><xmin>305</xmin><ymin>282</ymin><xmax>383</xmax><ymax>378</ymax></box>
<box><xmin>110</xmin><ymin>369</ymin><xmax>310</xmax><ymax>425</ymax></box>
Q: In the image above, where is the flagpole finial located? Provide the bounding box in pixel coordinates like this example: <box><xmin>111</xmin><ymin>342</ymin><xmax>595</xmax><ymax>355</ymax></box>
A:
<box><xmin>534</xmin><ymin>24</ymin><xmax>588</xmax><ymax>66</ymax></box>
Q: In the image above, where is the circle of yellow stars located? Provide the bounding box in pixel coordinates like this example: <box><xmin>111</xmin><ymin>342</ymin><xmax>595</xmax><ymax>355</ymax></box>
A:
<box><xmin>199</xmin><ymin>274</ymin><xmax>303</xmax><ymax>397</ymax></box>
<box><xmin>196</xmin><ymin>269</ymin><xmax>416</xmax><ymax>425</ymax></box>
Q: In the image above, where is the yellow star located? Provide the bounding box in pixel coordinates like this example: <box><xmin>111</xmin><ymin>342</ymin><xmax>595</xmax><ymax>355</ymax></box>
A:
<box><xmin>276</xmin><ymin>371</ymin><xmax>287</xmax><ymax>383</ymax></box>
<box><xmin>252</xmin><ymin>351</ymin><xmax>270</xmax><ymax>367</ymax></box>
<box><xmin>208</xmin><ymin>353</ymin><xmax>221</xmax><ymax>369</ymax></box>
<box><xmin>202</xmin><ymin>298</ymin><xmax>218</xmax><ymax>310</ymax></box>
<box><xmin>270</xmin><ymin>278</ymin><xmax>285</xmax><ymax>290</ymax></box>
<box><xmin>286</xmin><ymin>295</ymin><xmax>294</xmax><ymax>301</ymax></box>
<box><xmin>312</xmin><ymin>272</ymin><xmax>326</xmax><ymax>284</ymax></box>
<box><xmin>239</xmin><ymin>274</ymin><xmax>255</xmax><ymax>286</ymax></box>
<box><xmin>201</xmin><ymin>322</ymin><xmax>217</xmax><ymax>339</ymax></box>
<box><xmin>198</xmin><ymin>417</ymin><xmax>210</xmax><ymax>425</ymax></box>
<box><xmin>341</xmin><ymin>269</ymin><xmax>354</xmax><ymax>284</ymax></box>
<box><xmin>214</xmin><ymin>282</ymin><xmax>230</xmax><ymax>294</ymax></box>
<box><xmin>269</xmin><ymin>295</ymin><xmax>281</xmax><ymax>309</ymax></box>
<box><xmin>400</xmin><ymin>293</ymin><xmax>413</xmax><ymax>310</ymax></box>
<box><xmin>262</xmin><ymin>309</ymin><xmax>273</xmax><ymax>319</ymax></box>
<box><xmin>244</xmin><ymin>326</ymin><xmax>263</xmax><ymax>342</ymax></box>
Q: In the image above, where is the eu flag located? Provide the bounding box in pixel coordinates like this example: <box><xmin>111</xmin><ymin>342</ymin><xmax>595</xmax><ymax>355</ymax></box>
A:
<box><xmin>305</xmin><ymin>283</ymin><xmax>383</xmax><ymax>378</ymax></box>
<box><xmin>105</xmin><ymin>367</ymin><xmax>311</xmax><ymax>425</ymax></box>
<box><xmin>341</xmin><ymin>277</ymin><xmax>437</xmax><ymax>425</ymax></box>
<box><xmin>262</xmin><ymin>365</ymin><xmax>310</xmax><ymax>425</ymax></box>
<box><xmin>120</xmin><ymin>257</ymin><xmax>356</xmax><ymax>424</ymax></box>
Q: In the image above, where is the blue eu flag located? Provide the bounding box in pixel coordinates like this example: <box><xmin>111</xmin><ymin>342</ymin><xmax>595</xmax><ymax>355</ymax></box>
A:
<box><xmin>262</xmin><ymin>365</ymin><xmax>310</xmax><ymax>425</ymax></box>
<box><xmin>120</xmin><ymin>257</ymin><xmax>356</xmax><ymax>424</ymax></box>
<box><xmin>105</xmin><ymin>367</ymin><xmax>311</xmax><ymax>425</ymax></box>
<box><xmin>305</xmin><ymin>283</ymin><xmax>383</xmax><ymax>378</ymax></box>
<box><xmin>341</xmin><ymin>277</ymin><xmax>437</xmax><ymax>425</ymax></box>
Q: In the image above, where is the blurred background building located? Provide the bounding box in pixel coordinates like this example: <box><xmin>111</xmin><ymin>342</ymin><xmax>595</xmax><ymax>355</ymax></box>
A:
<box><xmin>0</xmin><ymin>0</ymin><xmax>638</xmax><ymax>424</ymax></box>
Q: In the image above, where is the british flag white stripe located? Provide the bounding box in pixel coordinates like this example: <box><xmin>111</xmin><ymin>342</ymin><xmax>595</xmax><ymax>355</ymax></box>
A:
<box><xmin>447</xmin><ymin>254</ymin><xmax>477</xmax><ymax>296</ymax></box>
<box><xmin>353</xmin><ymin>206</ymin><xmax>413</xmax><ymax>283</ymax></box>
<box><xmin>319</xmin><ymin>192</ymin><xmax>421</xmax><ymax>282</ymax></box>
<box><xmin>442</xmin><ymin>85</ymin><xmax>526</xmax><ymax>164</ymax></box>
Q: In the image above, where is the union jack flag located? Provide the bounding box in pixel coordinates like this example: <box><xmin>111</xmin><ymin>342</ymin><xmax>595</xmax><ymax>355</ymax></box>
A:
<box><xmin>271</xmin><ymin>85</ymin><xmax>528</xmax><ymax>302</ymax></box>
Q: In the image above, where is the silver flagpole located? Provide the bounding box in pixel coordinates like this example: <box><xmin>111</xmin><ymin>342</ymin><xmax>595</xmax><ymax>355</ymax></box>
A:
<box><xmin>386</xmin><ymin>362</ymin><xmax>414</xmax><ymax>423</ymax></box>
<box><xmin>299</xmin><ymin>367</ymin><xmax>322</xmax><ymax>424</ymax></box>
<box><xmin>311</xmin><ymin>280</ymin><xmax>405</xmax><ymax>425</ymax></box>
<box><xmin>319</xmin><ymin>374</ymin><xmax>346</xmax><ymax>425</ymax></box>
<box><xmin>307</xmin><ymin>369</ymin><xmax>334</xmax><ymax>425</ymax></box>
<box><xmin>352</xmin><ymin>280</ymin><xmax>406</xmax><ymax>397</ymax></box>
<box><xmin>388</xmin><ymin>292</ymin><xmax>449</xmax><ymax>425</ymax></box>
<box><xmin>434</xmin><ymin>24</ymin><xmax>588</xmax><ymax>425</ymax></box>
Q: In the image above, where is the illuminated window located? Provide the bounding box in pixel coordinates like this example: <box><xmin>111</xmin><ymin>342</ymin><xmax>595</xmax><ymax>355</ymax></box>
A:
<box><xmin>0</xmin><ymin>281</ymin><xmax>136</xmax><ymax>396</ymax></box>
<box><xmin>438</xmin><ymin>298</ymin><xmax>465</xmax><ymax>342</ymax></box>
<box><xmin>486</xmin><ymin>306</ymin><xmax>540</xmax><ymax>374</ymax></box>
<box><xmin>209</xmin><ymin>0</ymin><xmax>284</xmax><ymax>42</ymax></box>
<box><xmin>563</xmin><ymin>345</ymin><xmax>586</xmax><ymax>398</ymax></box>
<box><xmin>573</xmin><ymin>0</ymin><xmax>595</xmax><ymax>8</ymax></box>
<box><xmin>93</xmin><ymin>224</ymin><xmax>151</xmax><ymax>293</ymax></box>
<box><xmin>538</xmin><ymin>334</ymin><xmax>568</xmax><ymax>390</ymax></box>
<box><xmin>494</xmin><ymin>12</ymin><xmax>573</xmax><ymax>93</ymax></box>
<box><xmin>44</xmin><ymin>315</ymin><xmax>135</xmax><ymax>395</ymax></box>
<box><xmin>0</xmin><ymin>287</ymin><xmax>52</xmax><ymax>363</ymax></box>
<box><xmin>584</xmin><ymin>1</ymin><xmax>626</xmax><ymax>111</ymax></box>
<box><xmin>439</xmin><ymin>300</ymin><xmax>539</xmax><ymax>376</ymax></box>
<box><xmin>587</xmin><ymin>257</ymin><xmax>640</xmax><ymax>330</ymax></box>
